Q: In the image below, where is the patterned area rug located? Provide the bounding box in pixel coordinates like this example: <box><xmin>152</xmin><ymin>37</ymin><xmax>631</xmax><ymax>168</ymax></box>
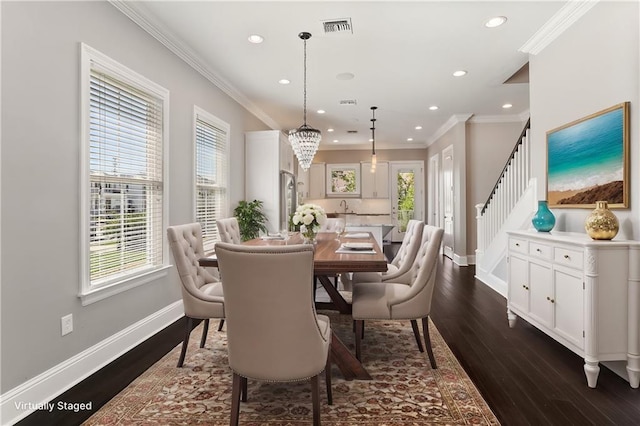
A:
<box><xmin>84</xmin><ymin>311</ymin><xmax>499</xmax><ymax>425</ymax></box>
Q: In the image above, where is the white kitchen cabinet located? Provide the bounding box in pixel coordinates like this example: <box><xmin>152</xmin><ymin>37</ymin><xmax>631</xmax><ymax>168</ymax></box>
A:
<box><xmin>308</xmin><ymin>163</ymin><xmax>325</xmax><ymax>199</ymax></box>
<box><xmin>360</xmin><ymin>162</ymin><xmax>389</xmax><ymax>198</ymax></box>
<box><xmin>296</xmin><ymin>167</ymin><xmax>309</xmax><ymax>202</ymax></box>
<box><xmin>245</xmin><ymin>130</ymin><xmax>295</xmax><ymax>232</ymax></box>
<box><xmin>507</xmin><ymin>230</ymin><xmax>640</xmax><ymax>389</ymax></box>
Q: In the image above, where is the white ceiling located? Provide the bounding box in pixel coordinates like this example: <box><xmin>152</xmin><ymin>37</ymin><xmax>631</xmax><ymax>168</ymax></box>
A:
<box><xmin>117</xmin><ymin>1</ymin><xmax>570</xmax><ymax>150</ymax></box>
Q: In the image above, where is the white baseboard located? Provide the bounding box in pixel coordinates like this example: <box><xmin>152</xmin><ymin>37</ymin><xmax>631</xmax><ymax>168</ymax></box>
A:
<box><xmin>452</xmin><ymin>253</ymin><xmax>469</xmax><ymax>267</ymax></box>
<box><xmin>0</xmin><ymin>301</ymin><xmax>183</xmax><ymax>425</ymax></box>
<box><xmin>475</xmin><ymin>272</ymin><xmax>507</xmax><ymax>298</ymax></box>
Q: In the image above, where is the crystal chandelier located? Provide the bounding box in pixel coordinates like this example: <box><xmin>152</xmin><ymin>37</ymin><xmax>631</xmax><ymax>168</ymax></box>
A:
<box><xmin>370</xmin><ymin>106</ymin><xmax>377</xmax><ymax>173</ymax></box>
<box><xmin>289</xmin><ymin>32</ymin><xmax>321</xmax><ymax>171</ymax></box>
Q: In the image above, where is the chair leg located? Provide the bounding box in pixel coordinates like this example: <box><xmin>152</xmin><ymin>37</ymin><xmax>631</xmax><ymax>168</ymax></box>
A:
<box><xmin>230</xmin><ymin>373</ymin><xmax>242</xmax><ymax>426</ymax></box>
<box><xmin>411</xmin><ymin>319</ymin><xmax>425</xmax><ymax>352</ymax></box>
<box><xmin>325</xmin><ymin>352</ymin><xmax>333</xmax><ymax>405</ymax></box>
<box><xmin>200</xmin><ymin>319</ymin><xmax>210</xmax><ymax>348</ymax></box>
<box><xmin>217</xmin><ymin>319</ymin><xmax>225</xmax><ymax>331</ymax></box>
<box><xmin>177</xmin><ymin>317</ymin><xmax>194</xmax><ymax>368</ymax></box>
<box><xmin>422</xmin><ymin>316</ymin><xmax>437</xmax><ymax>369</ymax></box>
<box><xmin>355</xmin><ymin>320</ymin><xmax>364</xmax><ymax>361</ymax></box>
<box><xmin>313</xmin><ymin>276</ymin><xmax>318</xmax><ymax>301</ymax></box>
<box><xmin>311</xmin><ymin>374</ymin><xmax>320</xmax><ymax>426</ymax></box>
<box><xmin>241</xmin><ymin>376</ymin><xmax>248</xmax><ymax>402</ymax></box>
<box><xmin>333</xmin><ymin>275</ymin><xmax>339</xmax><ymax>289</ymax></box>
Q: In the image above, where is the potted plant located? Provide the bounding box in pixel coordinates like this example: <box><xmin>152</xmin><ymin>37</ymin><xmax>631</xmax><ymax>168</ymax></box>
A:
<box><xmin>233</xmin><ymin>199</ymin><xmax>268</xmax><ymax>241</ymax></box>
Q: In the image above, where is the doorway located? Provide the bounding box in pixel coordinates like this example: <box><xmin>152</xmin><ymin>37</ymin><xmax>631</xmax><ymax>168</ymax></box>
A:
<box><xmin>390</xmin><ymin>161</ymin><xmax>424</xmax><ymax>242</ymax></box>
<box><xmin>442</xmin><ymin>146</ymin><xmax>454</xmax><ymax>259</ymax></box>
<box><xmin>428</xmin><ymin>153</ymin><xmax>441</xmax><ymax>227</ymax></box>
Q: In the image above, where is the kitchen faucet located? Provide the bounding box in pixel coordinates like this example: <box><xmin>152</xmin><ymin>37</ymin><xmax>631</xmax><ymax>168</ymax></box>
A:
<box><xmin>340</xmin><ymin>199</ymin><xmax>349</xmax><ymax>214</ymax></box>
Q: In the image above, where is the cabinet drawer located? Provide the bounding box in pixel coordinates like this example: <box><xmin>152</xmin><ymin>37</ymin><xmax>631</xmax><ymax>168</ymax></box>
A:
<box><xmin>509</xmin><ymin>238</ymin><xmax>528</xmax><ymax>254</ymax></box>
<box><xmin>529</xmin><ymin>242</ymin><xmax>552</xmax><ymax>260</ymax></box>
<box><xmin>554</xmin><ymin>247</ymin><xmax>584</xmax><ymax>270</ymax></box>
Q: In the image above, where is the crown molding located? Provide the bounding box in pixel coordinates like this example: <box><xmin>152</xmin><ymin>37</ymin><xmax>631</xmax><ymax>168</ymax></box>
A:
<box><xmin>519</xmin><ymin>0</ymin><xmax>600</xmax><ymax>55</ymax></box>
<box><xmin>426</xmin><ymin>114</ymin><xmax>473</xmax><ymax>147</ymax></box>
<box><xmin>108</xmin><ymin>0</ymin><xmax>280</xmax><ymax>130</ymax></box>
<box><xmin>468</xmin><ymin>113</ymin><xmax>528</xmax><ymax>124</ymax></box>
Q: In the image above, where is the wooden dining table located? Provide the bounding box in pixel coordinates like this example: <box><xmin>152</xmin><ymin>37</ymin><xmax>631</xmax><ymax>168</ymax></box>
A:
<box><xmin>199</xmin><ymin>231</ymin><xmax>388</xmax><ymax>380</ymax></box>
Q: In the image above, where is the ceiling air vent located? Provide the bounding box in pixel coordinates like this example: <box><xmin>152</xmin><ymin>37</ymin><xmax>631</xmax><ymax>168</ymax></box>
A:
<box><xmin>322</xmin><ymin>18</ymin><xmax>353</xmax><ymax>35</ymax></box>
<box><xmin>347</xmin><ymin>130</ymin><xmax>358</xmax><ymax>134</ymax></box>
<box><xmin>339</xmin><ymin>99</ymin><xmax>357</xmax><ymax>106</ymax></box>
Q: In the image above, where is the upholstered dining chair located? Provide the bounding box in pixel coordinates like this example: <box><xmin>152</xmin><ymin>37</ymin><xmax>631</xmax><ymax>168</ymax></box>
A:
<box><xmin>216</xmin><ymin>217</ymin><xmax>242</xmax><ymax>244</ymax></box>
<box><xmin>342</xmin><ymin>220</ymin><xmax>425</xmax><ymax>290</ymax></box>
<box><xmin>167</xmin><ymin>223</ymin><xmax>225</xmax><ymax>368</ymax></box>
<box><xmin>215</xmin><ymin>242</ymin><xmax>332</xmax><ymax>426</ymax></box>
<box><xmin>351</xmin><ymin>225</ymin><xmax>444</xmax><ymax>368</ymax></box>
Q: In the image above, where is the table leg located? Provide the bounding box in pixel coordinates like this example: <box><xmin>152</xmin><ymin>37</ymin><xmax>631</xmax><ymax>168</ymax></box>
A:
<box><xmin>316</xmin><ymin>275</ymin><xmax>351</xmax><ymax>314</ymax></box>
<box><xmin>331</xmin><ymin>332</ymin><xmax>372</xmax><ymax>381</ymax></box>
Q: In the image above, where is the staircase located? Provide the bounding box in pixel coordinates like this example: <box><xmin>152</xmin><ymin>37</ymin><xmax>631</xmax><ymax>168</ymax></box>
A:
<box><xmin>475</xmin><ymin>119</ymin><xmax>537</xmax><ymax>296</ymax></box>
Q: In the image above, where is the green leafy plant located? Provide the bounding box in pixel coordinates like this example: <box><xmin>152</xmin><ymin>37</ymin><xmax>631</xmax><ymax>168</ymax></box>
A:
<box><xmin>233</xmin><ymin>199</ymin><xmax>268</xmax><ymax>241</ymax></box>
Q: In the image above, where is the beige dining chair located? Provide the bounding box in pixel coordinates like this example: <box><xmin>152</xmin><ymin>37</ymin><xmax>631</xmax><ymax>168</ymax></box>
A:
<box><xmin>216</xmin><ymin>217</ymin><xmax>242</xmax><ymax>244</ymax></box>
<box><xmin>215</xmin><ymin>242</ymin><xmax>332</xmax><ymax>426</ymax></box>
<box><xmin>342</xmin><ymin>220</ymin><xmax>425</xmax><ymax>289</ymax></box>
<box><xmin>351</xmin><ymin>225</ymin><xmax>444</xmax><ymax>368</ymax></box>
<box><xmin>167</xmin><ymin>223</ymin><xmax>225</xmax><ymax>367</ymax></box>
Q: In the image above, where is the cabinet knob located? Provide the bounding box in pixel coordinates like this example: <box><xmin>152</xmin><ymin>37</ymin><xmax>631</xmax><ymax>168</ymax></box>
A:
<box><xmin>515</xmin><ymin>243</ymin><xmax>520</xmax><ymax>247</ymax></box>
<box><xmin>536</xmin><ymin>248</ymin><xmax>541</xmax><ymax>252</ymax></box>
<box><xmin>546</xmin><ymin>296</ymin><xmax>555</xmax><ymax>303</ymax></box>
<box><xmin>564</xmin><ymin>254</ymin><xmax>570</xmax><ymax>259</ymax></box>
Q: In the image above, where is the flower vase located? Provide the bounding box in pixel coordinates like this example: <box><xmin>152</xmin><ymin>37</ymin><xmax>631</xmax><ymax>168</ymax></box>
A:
<box><xmin>532</xmin><ymin>200</ymin><xmax>555</xmax><ymax>232</ymax></box>
<box><xmin>303</xmin><ymin>231</ymin><xmax>317</xmax><ymax>245</ymax></box>
<box><xmin>584</xmin><ymin>200</ymin><xmax>619</xmax><ymax>240</ymax></box>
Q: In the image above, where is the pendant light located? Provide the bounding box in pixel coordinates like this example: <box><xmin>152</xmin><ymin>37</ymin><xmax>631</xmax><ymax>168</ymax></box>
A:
<box><xmin>288</xmin><ymin>32</ymin><xmax>321</xmax><ymax>171</ymax></box>
<box><xmin>370</xmin><ymin>106</ymin><xmax>378</xmax><ymax>173</ymax></box>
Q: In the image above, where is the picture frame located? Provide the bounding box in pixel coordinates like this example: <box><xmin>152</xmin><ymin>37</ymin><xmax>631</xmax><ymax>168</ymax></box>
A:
<box><xmin>546</xmin><ymin>102</ymin><xmax>629</xmax><ymax>208</ymax></box>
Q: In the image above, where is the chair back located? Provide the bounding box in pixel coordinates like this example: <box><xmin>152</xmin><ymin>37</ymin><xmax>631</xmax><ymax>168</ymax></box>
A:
<box><xmin>167</xmin><ymin>223</ymin><xmax>224</xmax><ymax>318</ymax></box>
<box><xmin>217</xmin><ymin>217</ymin><xmax>242</xmax><ymax>244</ymax></box>
<box><xmin>390</xmin><ymin>220</ymin><xmax>424</xmax><ymax>267</ymax></box>
<box><xmin>215</xmin><ymin>242</ymin><xmax>330</xmax><ymax>381</ymax></box>
<box><xmin>388</xmin><ymin>225</ymin><xmax>443</xmax><ymax>318</ymax></box>
<box><xmin>320</xmin><ymin>217</ymin><xmax>345</xmax><ymax>232</ymax></box>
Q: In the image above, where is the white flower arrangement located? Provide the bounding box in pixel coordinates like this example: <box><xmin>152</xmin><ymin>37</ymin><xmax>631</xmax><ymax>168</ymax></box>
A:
<box><xmin>291</xmin><ymin>203</ymin><xmax>327</xmax><ymax>241</ymax></box>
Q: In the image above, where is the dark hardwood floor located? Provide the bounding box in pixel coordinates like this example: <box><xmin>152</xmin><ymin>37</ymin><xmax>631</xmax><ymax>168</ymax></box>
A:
<box><xmin>18</xmin><ymin>251</ymin><xmax>640</xmax><ymax>425</ymax></box>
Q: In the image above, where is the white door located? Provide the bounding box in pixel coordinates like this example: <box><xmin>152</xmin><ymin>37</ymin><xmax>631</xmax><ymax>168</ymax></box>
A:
<box><xmin>390</xmin><ymin>161</ymin><xmax>424</xmax><ymax>242</ymax></box>
<box><xmin>442</xmin><ymin>146</ymin><xmax>454</xmax><ymax>258</ymax></box>
<box><xmin>428</xmin><ymin>153</ymin><xmax>440</xmax><ymax>227</ymax></box>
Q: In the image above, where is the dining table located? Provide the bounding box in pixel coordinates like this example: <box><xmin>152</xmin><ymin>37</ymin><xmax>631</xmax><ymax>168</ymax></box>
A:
<box><xmin>199</xmin><ymin>231</ymin><xmax>388</xmax><ymax>380</ymax></box>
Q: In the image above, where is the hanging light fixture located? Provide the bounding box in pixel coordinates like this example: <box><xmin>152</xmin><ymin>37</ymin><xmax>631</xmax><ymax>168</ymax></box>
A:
<box><xmin>288</xmin><ymin>32</ymin><xmax>321</xmax><ymax>171</ymax></box>
<box><xmin>370</xmin><ymin>106</ymin><xmax>378</xmax><ymax>173</ymax></box>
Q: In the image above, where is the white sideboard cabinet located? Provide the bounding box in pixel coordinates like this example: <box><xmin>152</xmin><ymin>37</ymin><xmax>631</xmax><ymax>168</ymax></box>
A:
<box><xmin>506</xmin><ymin>230</ymin><xmax>640</xmax><ymax>388</ymax></box>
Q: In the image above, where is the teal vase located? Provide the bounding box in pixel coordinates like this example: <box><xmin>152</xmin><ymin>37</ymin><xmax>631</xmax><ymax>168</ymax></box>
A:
<box><xmin>532</xmin><ymin>200</ymin><xmax>555</xmax><ymax>232</ymax></box>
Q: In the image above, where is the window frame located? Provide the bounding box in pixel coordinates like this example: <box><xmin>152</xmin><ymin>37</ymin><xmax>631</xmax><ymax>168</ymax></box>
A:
<box><xmin>193</xmin><ymin>106</ymin><xmax>230</xmax><ymax>252</ymax></box>
<box><xmin>326</xmin><ymin>163</ymin><xmax>361</xmax><ymax>197</ymax></box>
<box><xmin>79</xmin><ymin>43</ymin><xmax>170</xmax><ymax>305</ymax></box>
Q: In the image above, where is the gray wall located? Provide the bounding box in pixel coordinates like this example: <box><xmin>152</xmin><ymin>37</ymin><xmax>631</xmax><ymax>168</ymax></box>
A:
<box><xmin>529</xmin><ymin>1</ymin><xmax>639</xmax><ymax>239</ymax></box>
<box><xmin>1</xmin><ymin>1</ymin><xmax>268</xmax><ymax>392</ymax></box>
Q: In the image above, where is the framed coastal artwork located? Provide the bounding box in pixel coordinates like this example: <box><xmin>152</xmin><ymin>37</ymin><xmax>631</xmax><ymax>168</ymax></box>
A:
<box><xmin>546</xmin><ymin>102</ymin><xmax>629</xmax><ymax>208</ymax></box>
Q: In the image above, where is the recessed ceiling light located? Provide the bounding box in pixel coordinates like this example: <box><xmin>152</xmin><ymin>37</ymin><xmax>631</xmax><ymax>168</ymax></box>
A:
<box><xmin>327</xmin><ymin>128</ymin><xmax>334</xmax><ymax>132</ymax></box>
<box><xmin>278</xmin><ymin>79</ymin><xmax>290</xmax><ymax>85</ymax></box>
<box><xmin>407</xmin><ymin>138</ymin><xmax>413</xmax><ymax>142</ymax></box>
<box><xmin>317</xmin><ymin>110</ymin><xmax>325</xmax><ymax>114</ymax></box>
<box><xmin>333</xmin><ymin>139</ymin><xmax>339</xmax><ymax>143</ymax></box>
<box><xmin>415</xmin><ymin>126</ymin><xmax>422</xmax><ymax>130</ymax></box>
<box><xmin>336</xmin><ymin>72</ymin><xmax>355</xmax><ymax>80</ymax></box>
<box><xmin>484</xmin><ymin>16</ymin><xmax>507</xmax><ymax>28</ymax></box>
<box><xmin>453</xmin><ymin>70</ymin><xmax>467</xmax><ymax>77</ymax></box>
<box><xmin>429</xmin><ymin>105</ymin><xmax>439</xmax><ymax>111</ymax></box>
<box><xmin>502</xmin><ymin>103</ymin><xmax>513</xmax><ymax>109</ymax></box>
<box><xmin>369</xmin><ymin>138</ymin><xmax>374</xmax><ymax>142</ymax></box>
<box><xmin>247</xmin><ymin>34</ymin><xmax>264</xmax><ymax>44</ymax></box>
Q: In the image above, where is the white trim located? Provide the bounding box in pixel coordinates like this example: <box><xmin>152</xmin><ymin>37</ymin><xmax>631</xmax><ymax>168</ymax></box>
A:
<box><xmin>467</xmin><ymin>254</ymin><xmax>476</xmax><ymax>265</ymax></box>
<box><xmin>475</xmin><ymin>272</ymin><xmax>508</xmax><ymax>298</ymax></box>
<box><xmin>452</xmin><ymin>253</ymin><xmax>469</xmax><ymax>267</ymax></box>
<box><xmin>426</xmin><ymin>114</ymin><xmax>473</xmax><ymax>147</ymax></box>
<box><xmin>468</xmin><ymin>114</ymin><xmax>526</xmax><ymax>124</ymax></box>
<box><xmin>519</xmin><ymin>0</ymin><xmax>600</xmax><ymax>55</ymax></box>
<box><xmin>79</xmin><ymin>266</ymin><xmax>171</xmax><ymax>306</ymax></box>
<box><xmin>0</xmin><ymin>301</ymin><xmax>183</xmax><ymax>425</ymax></box>
<box><xmin>108</xmin><ymin>0</ymin><xmax>280</xmax><ymax>130</ymax></box>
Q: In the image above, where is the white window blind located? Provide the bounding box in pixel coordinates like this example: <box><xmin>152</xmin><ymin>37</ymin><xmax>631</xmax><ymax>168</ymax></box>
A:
<box><xmin>195</xmin><ymin>109</ymin><xmax>228</xmax><ymax>251</ymax></box>
<box><xmin>87</xmin><ymin>64</ymin><xmax>165</xmax><ymax>287</ymax></box>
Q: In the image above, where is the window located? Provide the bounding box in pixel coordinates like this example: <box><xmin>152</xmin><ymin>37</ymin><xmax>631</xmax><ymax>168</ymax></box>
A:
<box><xmin>326</xmin><ymin>163</ymin><xmax>361</xmax><ymax>197</ymax></box>
<box><xmin>80</xmin><ymin>44</ymin><xmax>169</xmax><ymax>305</ymax></box>
<box><xmin>194</xmin><ymin>107</ymin><xmax>229</xmax><ymax>251</ymax></box>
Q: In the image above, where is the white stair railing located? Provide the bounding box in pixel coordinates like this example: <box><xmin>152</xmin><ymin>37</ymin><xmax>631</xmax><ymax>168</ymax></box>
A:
<box><xmin>476</xmin><ymin>119</ymin><xmax>532</xmax><ymax>279</ymax></box>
